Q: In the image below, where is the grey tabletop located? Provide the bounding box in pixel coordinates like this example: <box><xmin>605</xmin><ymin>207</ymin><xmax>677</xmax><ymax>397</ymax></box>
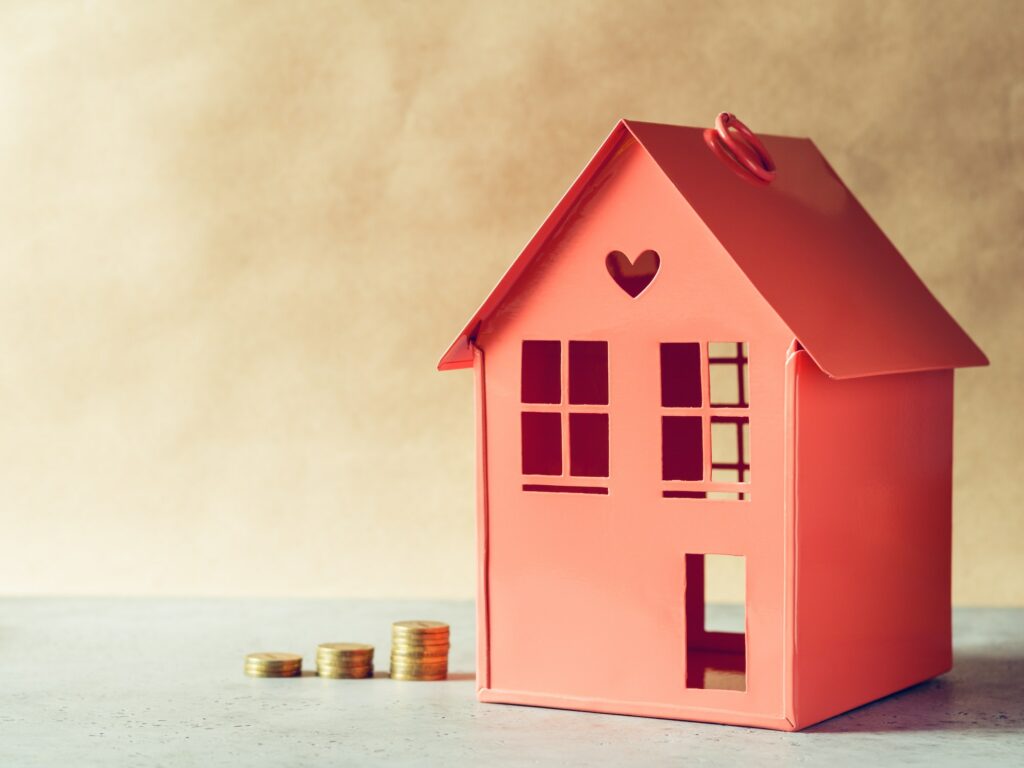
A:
<box><xmin>2</xmin><ymin>599</ymin><xmax>1022</xmax><ymax>766</ymax></box>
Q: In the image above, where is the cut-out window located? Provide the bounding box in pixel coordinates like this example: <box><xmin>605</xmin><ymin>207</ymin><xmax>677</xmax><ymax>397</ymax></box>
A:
<box><xmin>521</xmin><ymin>340</ymin><xmax>561</xmax><ymax>404</ymax></box>
<box><xmin>521</xmin><ymin>340</ymin><xmax>609</xmax><ymax>493</ymax></box>
<box><xmin>662</xmin><ymin>416</ymin><xmax>703</xmax><ymax>481</ymax></box>
<box><xmin>685</xmin><ymin>553</ymin><xmax>746</xmax><ymax>691</ymax></box>
<box><xmin>522</xmin><ymin>484</ymin><xmax>608</xmax><ymax>495</ymax></box>
<box><xmin>660</xmin><ymin>343</ymin><xmax>702</xmax><ymax>407</ymax></box>
<box><xmin>664</xmin><ymin>490</ymin><xmax>708</xmax><ymax>499</ymax></box>
<box><xmin>569</xmin><ymin>341</ymin><xmax>609</xmax><ymax>405</ymax></box>
<box><xmin>521</xmin><ymin>412</ymin><xmax>561</xmax><ymax>475</ymax></box>
<box><xmin>709</xmin><ymin>342</ymin><xmax>749</xmax><ymax>407</ymax></box>
<box><xmin>660</xmin><ymin>342</ymin><xmax>751</xmax><ymax>501</ymax></box>
<box><xmin>569</xmin><ymin>413</ymin><xmax>609</xmax><ymax>477</ymax></box>
<box><xmin>711</xmin><ymin>416</ymin><xmax>750</xmax><ymax>485</ymax></box>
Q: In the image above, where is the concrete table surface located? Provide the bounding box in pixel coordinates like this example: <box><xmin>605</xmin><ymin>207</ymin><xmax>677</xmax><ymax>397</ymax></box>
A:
<box><xmin>2</xmin><ymin>600</ymin><xmax>1022</xmax><ymax>767</ymax></box>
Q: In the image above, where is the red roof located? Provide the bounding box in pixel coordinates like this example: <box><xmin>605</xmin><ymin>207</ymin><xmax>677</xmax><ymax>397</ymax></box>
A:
<box><xmin>439</xmin><ymin>119</ymin><xmax>987</xmax><ymax>378</ymax></box>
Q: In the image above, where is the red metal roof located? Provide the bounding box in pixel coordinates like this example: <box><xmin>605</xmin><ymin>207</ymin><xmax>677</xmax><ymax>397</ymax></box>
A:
<box><xmin>438</xmin><ymin>119</ymin><xmax>987</xmax><ymax>378</ymax></box>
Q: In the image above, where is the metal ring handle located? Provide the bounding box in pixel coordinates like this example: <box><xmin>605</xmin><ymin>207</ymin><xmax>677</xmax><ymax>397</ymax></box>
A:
<box><xmin>714</xmin><ymin>112</ymin><xmax>776</xmax><ymax>183</ymax></box>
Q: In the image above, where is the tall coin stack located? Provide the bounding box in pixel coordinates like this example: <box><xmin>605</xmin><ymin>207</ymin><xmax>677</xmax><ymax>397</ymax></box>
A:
<box><xmin>244</xmin><ymin>652</ymin><xmax>302</xmax><ymax>678</ymax></box>
<box><xmin>316</xmin><ymin>643</ymin><xmax>374</xmax><ymax>679</ymax></box>
<box><xmin>389</xmin><ymin>621</ymin><xmax>449</xmax><ymax>681</ymax></box>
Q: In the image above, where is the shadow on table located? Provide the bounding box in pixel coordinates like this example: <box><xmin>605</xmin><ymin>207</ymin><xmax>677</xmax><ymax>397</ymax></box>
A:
<box><xmin>807</xmin><ymin>652</ymin><xmax>1024</xmax><ymax>734</ymax></box>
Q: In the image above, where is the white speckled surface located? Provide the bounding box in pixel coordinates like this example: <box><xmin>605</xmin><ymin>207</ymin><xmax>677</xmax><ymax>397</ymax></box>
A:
<box><xmin>2</xmin><ymin>600</ymin><xmax>1022</xmax><ymax>766</ymax></box>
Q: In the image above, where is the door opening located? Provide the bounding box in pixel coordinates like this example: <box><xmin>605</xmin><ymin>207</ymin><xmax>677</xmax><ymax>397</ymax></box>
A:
<box><xmin>685</xmin><ymin>553</ymin><xmax>746</xmax><ymax>691</ymax></box>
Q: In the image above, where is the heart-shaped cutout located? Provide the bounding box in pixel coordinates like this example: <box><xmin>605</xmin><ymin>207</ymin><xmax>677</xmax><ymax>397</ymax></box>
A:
<box><xmin>606</xmin><ymin>249</ymin><xmax>660</xmax><ymax>298</ymax></box>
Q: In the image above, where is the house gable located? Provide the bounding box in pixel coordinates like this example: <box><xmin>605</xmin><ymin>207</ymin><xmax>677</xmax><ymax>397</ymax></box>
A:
<box><xmin>471</xmin><ymin>131</ymin><xmax>788</xmax><ymax>359</ymax></box>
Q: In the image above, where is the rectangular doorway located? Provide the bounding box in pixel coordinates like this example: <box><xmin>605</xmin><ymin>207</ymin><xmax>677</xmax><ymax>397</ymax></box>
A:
<box><xmin>685</xmin><ymin>553</ymin><xmax>746</xmax><ymax>691</ymax></box>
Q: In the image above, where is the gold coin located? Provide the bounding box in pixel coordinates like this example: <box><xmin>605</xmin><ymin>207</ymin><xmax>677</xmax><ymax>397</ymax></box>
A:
<box><xmin>392</xmin><ymin>621</ymin><xmax>449</xmax><ymax>634</ymax></box>
<box><xmin>390</xmin><ymin>634</ymin><xmax>450</xmax><ymax>643</ymax></box>
<box><xmin>390</xmin><ymin>671</ymin><xmax>447</xmax><ymax>681</ymax></box>
<box><xmin>246</xmin><ymin>652</ymin><xmax>302</xmax><ymax>665</ymax></box>
<box><xmin>389</xmin><ymin>656</ymin><xmax>448</xmax><ymax>665</ymax></box>
<box><xmin>245</xmin><ymin>660</ymin><xmax>302</xmax><ymax>669</ymax></box>
<box><xmin>390</xmin><ymin>644</ymin><xmax>448</xmax><ymax>654</ymax></box>
<box><xmin>318</xmin><ymin>667</ymin><xmax>373</xmax><ymax>678</ymax></box>
<box><xmin>245</xmin><ymin>663</ymin><xmax>301</xmax><ymax>671</ymax></box>
<box><xmin>317</xmin><ymin>663</ymin><xmax>374</xmax><ymax>672</ymax></box>
<box><xmin>391</xmin><ymin>654</ymin><xmax>448</xmax><ymax>662</ymax></box>
<box><xmin>391</xmin><ymin>639</ymin><xmax>448</xmax><ymax>647</ymax></box>
<box><xmin>246</xmin><ymin>672</ymin><xmax>301</xmax><ymax>678</ymax></box>
<box><xmin>245</xmin><ymin>662</ymin><xmax>302</xmax><ymax>671</ymax></box>
<box><xmin>245</xmin><ymin>667</ymin><xmax>301</xmax><ymax>678</ymax></box>
<box><xmin>317</xmin><ymin>643</ymin><xmax>374</xmax><ymax>654</ymax></box>
<box><xmin>318</xmin><ymin>672</ymin><xmax>372</xmax><ymax>679</ymax></box>
<box><xmin>390</xmin><ymin>644</ymin><xmax>450</xmax><ymax>654</ymax></box>
<box><xmin>317</xmin><ymin>655</ymin><xmax>373</xmax><ymax>665</ymax></box>
<box><xmin>317</xmin><ymin>663</ymin><xmax>371</xmax><ymax>670</ymax></box>
<box><xmin>389</xmin><ymin>652</ymin><xmax>448</xmax><ymax>661</ymax></box>
<box><xmin>317</xmin><ymin>661</ymin><xmax>374</xmax><ymax>670</ymax></box>
<box><xmin>387</xmin><ymin>663</ymin><xmax>448</xmax><ymax>671</ymax></box>
<box><xmin>316</xmin><ymin>655</ymin><xmax>374</xmax><ymax>664</ymax></box>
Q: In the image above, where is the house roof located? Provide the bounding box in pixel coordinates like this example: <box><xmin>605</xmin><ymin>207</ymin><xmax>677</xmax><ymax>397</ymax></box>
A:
<box><xmin>438</xmin><ymin>119</ymin><xmax>987</xmax><ymax>378</ymax></box>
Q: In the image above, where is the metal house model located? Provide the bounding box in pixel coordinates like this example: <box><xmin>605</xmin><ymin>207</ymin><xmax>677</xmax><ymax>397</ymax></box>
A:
<box><xmin>437</xmin><ymin>114</ymin><xmax>987</xmax><ymax>730</ymax></box>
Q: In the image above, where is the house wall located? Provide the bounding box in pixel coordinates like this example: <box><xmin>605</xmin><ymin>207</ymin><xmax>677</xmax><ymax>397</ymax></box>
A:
<box><xmin>790</xmin><ymin>350</ymin><xmax>954</xmax><ymax>729</ymax></box>
<box><xmin>473</xmin><ymin>132</ymin><xmax>796</xmax><ymax>726</ymax></box>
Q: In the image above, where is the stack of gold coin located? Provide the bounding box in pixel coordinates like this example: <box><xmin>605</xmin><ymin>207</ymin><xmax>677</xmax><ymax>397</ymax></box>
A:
<box><xmin>244</xmin><ymin>652</ymin><xmax>302</xmax><ymax>678</ymax></box>
<box><xmin>390</xmin><ymin>621</ymin><xmax>449</xmax><ymax>681</ymax></box>
<box><xmin>316</xmin><ymin>643</ymin><xmax>374</xmax><ymax>679</ymax></box>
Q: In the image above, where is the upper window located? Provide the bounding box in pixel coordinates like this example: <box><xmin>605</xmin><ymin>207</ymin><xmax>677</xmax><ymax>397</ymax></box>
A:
<box><xmin>660</xmin><ymin>342</ymin><xmax>751</xmax><ymax>501</ymax></box>
<box><xmin>521</xmin><ymin>340</ymin><xmax>609</xmax><ymax>494</ymax></box>
<box><xmin>709</xmin><ymin>342</ymin><xmax>749</xmax><ymax>407</ymax></box>
<box><xmin>521</xmin><ymin>341</ymin><xmax>560</xmax><ymax>403</ymax></box>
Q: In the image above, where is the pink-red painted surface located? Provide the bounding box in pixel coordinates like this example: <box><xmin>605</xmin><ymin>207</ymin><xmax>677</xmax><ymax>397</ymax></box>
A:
<box><xmin>440</xmin><ymin>116</ymin><xmax>986</xmax><ymax>730</ymax></box>
<box><xmin>790</xmin><ymin>353</ymin><xmax>954</xmax><ymax>728</ymax></box>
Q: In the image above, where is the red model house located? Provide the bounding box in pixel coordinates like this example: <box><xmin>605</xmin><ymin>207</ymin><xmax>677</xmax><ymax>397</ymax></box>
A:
<box><xmin>438</xmin><ymin>115</ymin><xmax>987</xmax><ymax>730</ymax></box>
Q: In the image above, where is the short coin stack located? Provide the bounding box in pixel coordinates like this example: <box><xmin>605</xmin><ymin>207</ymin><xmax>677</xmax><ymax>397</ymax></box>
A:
<box><xmin>316</xmin><ymin>643</ymin><xmax>374</xmax><ymax>679</ymax></box>
<box><xmin>244</xmin><ymin>652</ymin><xmax>302</xmax><ymax>678</ymax></box>
<box><xmin>389</xmin><ymin>621</ymin><xmax>449</xmax><ymax>681</ymax></box>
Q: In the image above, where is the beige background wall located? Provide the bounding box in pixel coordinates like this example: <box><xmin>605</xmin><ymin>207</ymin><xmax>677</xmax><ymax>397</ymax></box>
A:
<box><xmin>0</xmin><ymin>0</ymin><xmax>1020</xmax><ymax>604</ymax></box>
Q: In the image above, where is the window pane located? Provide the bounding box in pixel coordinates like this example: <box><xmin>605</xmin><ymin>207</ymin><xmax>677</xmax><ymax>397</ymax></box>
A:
<box><xmin>662</xmin><ymin>416</ymin><xmax>703</xmax><ymax>480</ymax></box>
<box><xmin>709</xmin><ymin>363</ymin><xmax>739</xmax><ymax>405</ymax></box>
<box><xmin>711</xmin><ymin>420</ymin><xmax>739</xmax><ymax>463</ymax></box>
<box><xmin>710</xmin><ymin>468</ymin><xmax>740</xmax><ymax>482</ymax></box>
<box><xmin>569</xmin><ymin>341</ymin><xmax>609</xmax><ymax>405</ymax></box>
<box><xmin>711</xmin><ymin>416</ymin><xmax>750</xmax><ymax>483</ymax></box>
<box><xmin>521</xmin><ymin>341</ymin><xmax>561</xmax><ymax>404</ymax></box>
<box><xmin>522</xmin><ymin>412</ymin><xmax>561</xmax><ymax>475</ymax></box>
<box><xmin>709</xmin><ymin>342</ymin><xmax>749</xmax><ymax>407</ymax></box>
<box><xmin>661</xmin><ymin>343</ymin><xmax>702</xmax><ymax>407</ymax></box>
<box><xmin>569</xmin><ymin>413</ymin><xmax>609</xmax><ymax>477</ymax></box>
